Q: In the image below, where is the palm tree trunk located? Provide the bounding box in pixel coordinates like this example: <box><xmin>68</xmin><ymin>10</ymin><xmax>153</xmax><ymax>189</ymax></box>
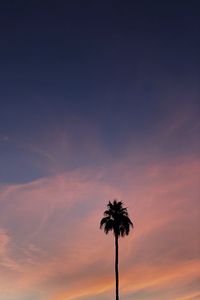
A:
<box><xmin>115</xmin><ymin>234</ymin><xmax>119</xmax><ymax>300</ymax></box>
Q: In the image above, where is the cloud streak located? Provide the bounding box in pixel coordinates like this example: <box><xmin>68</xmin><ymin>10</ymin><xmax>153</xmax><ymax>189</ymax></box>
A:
<box><xmin>0</xmin><ymin>147</ymin><xmax>199</xmax><ymax>300</ymax></box>
<box><xmin>0</xmin><ymin>103</ymin><xmax>199</xmax><ymax>299</ymax></box>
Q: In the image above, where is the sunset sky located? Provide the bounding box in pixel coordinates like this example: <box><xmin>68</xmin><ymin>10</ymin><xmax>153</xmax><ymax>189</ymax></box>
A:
<box><xmin>0</xmin><ymin>1</ymin><xmax>200</xmax><ymax>300</ymax></box>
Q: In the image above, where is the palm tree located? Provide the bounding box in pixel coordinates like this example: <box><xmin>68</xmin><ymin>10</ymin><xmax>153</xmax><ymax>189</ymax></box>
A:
<box><xmin>100</xmin><ymin>199</ymin><xmax>133</xmax><ymax>300</ymax></box>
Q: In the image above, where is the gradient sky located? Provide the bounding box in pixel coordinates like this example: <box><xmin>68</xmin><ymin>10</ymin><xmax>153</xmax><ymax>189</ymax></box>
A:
<box><xmin>0</xmin><ymin>1</ymin><xmax>200</xmax><ymax>300</ymax></box>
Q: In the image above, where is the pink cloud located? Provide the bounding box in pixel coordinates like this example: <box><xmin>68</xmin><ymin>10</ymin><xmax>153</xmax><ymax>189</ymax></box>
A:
<box><xmin>0</xmin><ymin>150</ymin><xmax>199</xmax><ymax>299</ymax></box>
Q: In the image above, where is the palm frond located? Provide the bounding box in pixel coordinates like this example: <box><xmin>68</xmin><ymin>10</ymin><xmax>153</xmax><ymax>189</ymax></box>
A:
<box><xmin>100</xmin><ymin>216</ymin><xmax>110</xmax><ymax>228</ymax></box>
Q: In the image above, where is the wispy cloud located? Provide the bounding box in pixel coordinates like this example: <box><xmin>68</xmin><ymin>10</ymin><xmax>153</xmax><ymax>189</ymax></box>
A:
<box><xmin>0</xmin><ymin>103</ymin><xmax>199</xmax><ymax>299</ymax></box>
<box><xmin>0</xmin><ymin>147</ymin><xmax>199</xmax><ymax>299</ymax></box>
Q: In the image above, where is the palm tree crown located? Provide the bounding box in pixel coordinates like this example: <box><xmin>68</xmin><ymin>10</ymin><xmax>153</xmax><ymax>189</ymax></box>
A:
<box><xmin>100</xmin><ymin>199</ymin><xmax>133</xmax><ymax>237</ymax></box>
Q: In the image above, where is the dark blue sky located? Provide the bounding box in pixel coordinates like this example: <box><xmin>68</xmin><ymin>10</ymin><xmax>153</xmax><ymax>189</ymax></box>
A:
<box><xmin>0</xmin><ymin>0</ymin><xmax>200</xmax><ymax>182</ymax></box>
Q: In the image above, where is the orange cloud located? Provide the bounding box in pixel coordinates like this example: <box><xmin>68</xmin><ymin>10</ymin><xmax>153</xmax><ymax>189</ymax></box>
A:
<box><xmin>0</xmin><ymin>152</ymin><xmax>199</xmax><ymax>300</ymax></box>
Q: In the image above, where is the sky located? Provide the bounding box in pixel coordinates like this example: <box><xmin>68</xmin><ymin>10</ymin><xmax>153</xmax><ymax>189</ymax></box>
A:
<box><xmin>0</xmin><ymin>1</ymin><xmax>200</xmax><ymax>299</ymax></box>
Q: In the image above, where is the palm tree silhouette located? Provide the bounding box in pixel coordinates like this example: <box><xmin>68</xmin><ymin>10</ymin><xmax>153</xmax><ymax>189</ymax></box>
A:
<box><xmin>100</xmin><ymin>199</ymin><xmax>133</xmax><ymax>300</ymax></box>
